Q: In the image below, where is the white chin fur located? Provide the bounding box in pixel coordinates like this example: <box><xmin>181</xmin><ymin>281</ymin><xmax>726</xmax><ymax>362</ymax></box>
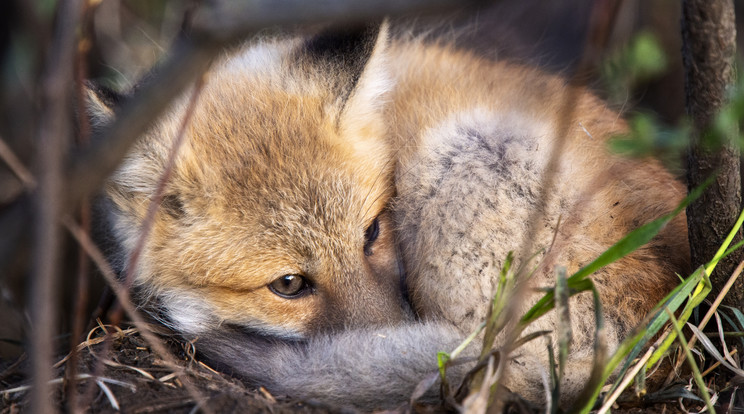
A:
<box><xmin>160</xmin><ymin>289</ymin><xmax>305</xmax><ymax>340</ymax></box>
<box><xmin>160</xmin><ymin>289</ymin><xmax>218</xmax><ymax>334</ymax></box>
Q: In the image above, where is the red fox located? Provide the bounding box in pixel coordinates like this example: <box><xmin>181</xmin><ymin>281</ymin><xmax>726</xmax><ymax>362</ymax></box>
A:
<box><xmin>90</xmin><ymin>21</ymin><xmax>689</xmax><ymax>410</ymax></box>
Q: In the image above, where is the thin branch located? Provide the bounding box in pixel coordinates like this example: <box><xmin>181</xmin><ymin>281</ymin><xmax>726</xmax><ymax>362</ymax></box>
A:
<box><xmin>30</xmin><ymin>0</ymin><xmax>83</xmax><ymax>412</ymax></box>
<box><xmin>63</xmin><ymin>218</ymin><xmax>213</xmax><ymax>414</ymax></box>
<box><xmin>0</xmin><ymin>135</ymin><xmax>36</xmax><ymax>189</ymax></box>
<box><xmin>110</xmin><ymin>74</ymin><xmax>206</xmax><ymax>326</ymax></box>
<box><xmin>67</xmin><ymin>2</ymin><xmax>97</xmax><ymax>412</ymax></box>
<box><xmin>493</xmin><ymin>0</ymin><xmax>623</xmax><ymax>398</ymax></box>
<box><xmin>191</xmin><ymin>0</ymin><xmax>482</xmax><ymax>42</ymax></box>
<box><xmin>121</xmin><ymin>75</ymin><xmax>205</xmax><ymax>290</ymax></box>
<box><xmin>64</xmin><ymin>0</ymin><xmax>475</xmax><ymax>211</ymax></box>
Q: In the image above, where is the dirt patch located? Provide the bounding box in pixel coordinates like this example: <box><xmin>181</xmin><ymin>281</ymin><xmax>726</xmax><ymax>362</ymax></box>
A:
<box><xmin>0</xmin><ymin>327</ymin><xmax>344</xmax><ymax>413</ymax></box>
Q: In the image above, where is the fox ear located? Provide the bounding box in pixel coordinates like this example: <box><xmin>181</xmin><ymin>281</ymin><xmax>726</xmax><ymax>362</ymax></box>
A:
<box><xmin>301</xmin><ymin>20</ymin><xmax>392</xmax><ymax>158</ymax></box>
<box><xmin>302</xmin><ymin>20</ymin><xmax>389</xmax><ymax>103</ymax></box>
<box><xmin>84</xmin><ymin>82</ymin><xmax>122</xmax><ymax>127</ymax></box>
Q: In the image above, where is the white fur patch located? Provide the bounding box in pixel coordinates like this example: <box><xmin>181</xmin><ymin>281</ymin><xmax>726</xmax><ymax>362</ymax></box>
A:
<box><xmin>347</xmin><ymin>57</ymin><xmax>393</xmax><ymax>116</ymax></box>
<box><xmin>220</xmin><ymin>40</ymin><xmax>295</xmax><ymax>76</ymax></box>
<box><xmin>160</xmin><ymin>289</ymin><xmax>218</xmax><ymax>334</ymax></box>
<box><xmin>159</xmin><ymin>289</ymin><xmax>306</xmax><ymax>339</ymax></box>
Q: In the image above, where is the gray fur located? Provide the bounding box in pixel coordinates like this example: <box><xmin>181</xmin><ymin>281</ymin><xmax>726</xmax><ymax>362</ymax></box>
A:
<box><xmin>196</xmin><ymin>322</ymin><xmax>473</xmax><ymax>411</ymax></box>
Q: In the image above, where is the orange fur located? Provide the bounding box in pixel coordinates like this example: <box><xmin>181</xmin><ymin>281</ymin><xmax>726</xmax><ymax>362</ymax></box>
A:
<box><xmin>94</xmin><ymin>23</ymin><xmax>689</xmax><ymax>408</ymax></box>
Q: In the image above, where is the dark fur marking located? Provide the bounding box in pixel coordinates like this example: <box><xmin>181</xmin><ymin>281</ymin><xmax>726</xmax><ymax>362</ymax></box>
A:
<box><xmin>86</xmin><ymin>80</ymin><xmax>126</xmax><ymax>109</ymax></box>
<box><xmin>302</xmin><ymin>22</ymin><xmax>381</xmax><ymax>104</ymax></box>
<box><xmin>161</xmin><ymin>194</ymin><xmax>185</xmax><ymax>219</ymax></box>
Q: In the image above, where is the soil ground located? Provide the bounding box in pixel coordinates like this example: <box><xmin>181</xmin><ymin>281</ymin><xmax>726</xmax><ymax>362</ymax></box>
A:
<box><xmin>0</xmin><ymin>328</ymin><xmax>339</xmax><ymax>413</ymax></box>
<box><xmin>0</xmin><ymin>327</ymin><xmax>716</xmax><ymax>413</ymax></box>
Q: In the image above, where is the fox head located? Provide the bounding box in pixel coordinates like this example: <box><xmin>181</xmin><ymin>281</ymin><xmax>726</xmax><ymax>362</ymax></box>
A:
<box><xmin>91</xmin><ymin>22</ymin><xmax>410</xmax><ymax>339</ymax></box>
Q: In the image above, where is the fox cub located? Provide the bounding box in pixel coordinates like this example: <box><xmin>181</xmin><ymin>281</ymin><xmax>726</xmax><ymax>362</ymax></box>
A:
<box><xmin>91</xmin><ymin>22</ymin><xmax>689</xmax><ymax>409</ymax></box>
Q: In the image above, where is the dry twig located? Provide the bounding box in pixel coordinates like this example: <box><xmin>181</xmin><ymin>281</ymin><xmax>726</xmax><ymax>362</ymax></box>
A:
<box><xmin>29</xmin><ymin>1</ymin><xmax>83</xmax><ymax>412</ymax></box>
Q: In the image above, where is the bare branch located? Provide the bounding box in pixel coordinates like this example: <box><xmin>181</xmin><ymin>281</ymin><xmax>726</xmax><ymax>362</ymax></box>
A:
<box><xmin>192</xmin><ymin>0</ymin><xmax>482</xmax><ymax>42</ymax></box>
<box><xmin>0</xmin><ymin>135</ymin><xmax>36</xmax><ymax>189</ymax></box>
<box><xmin>64</xmin><ymin>0</ymin><xmax>476</xmax><ymax>210</ymax></box>
<box><xmin>495</xmin><ymin>0</ymin><xmax>622</xmax><ymax>370</ymax></box>
<box><xmin>64</xmin><ymin>218</ymin><xmax>213</xmax><ymax>414</ymax></box>
<box><xmin>30</xmin><ymin>0</ymin><xmax>83</xmax><ymax>412</ymax></box>
<box><xmin>121</xmin><ymin>75</ymin><xmax>206</xmax><ymax>290</ymax></box>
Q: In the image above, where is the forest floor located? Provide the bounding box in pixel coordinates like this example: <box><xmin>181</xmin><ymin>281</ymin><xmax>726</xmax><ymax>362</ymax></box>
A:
<box><xmin>0</xmin><ymin>325</ymin><xmax>721</xmax><ymax>413</ymax></box>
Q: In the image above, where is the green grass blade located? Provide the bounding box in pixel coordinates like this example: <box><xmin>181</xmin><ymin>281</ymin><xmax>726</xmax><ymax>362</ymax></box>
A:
<box><xmin>722</xmin><ymin>239</ymin><xmax>744</xmax><ymax>261</ymax></box>
<box><xmin>722</xmin><ymin>305</ymin><xmax>744</xmax><ymax>330</ymax></box>
<box><xmin>547</xmin><ymin>336</ymin><xmax>559</xmax><ymax>414</ymax></box>
<box><xmin>481</xmin><ymin>252</ymin><xmax>515</xmax><ymax>359</ymax></box>
<box><xmin>667</xmin><ymin>310</ymin><xmax>715</xmax><ymax>413</ymax></box>
<box><xmin>555</xmin><ymin>266</ymin><xmax>571</xmax><ymax>381</ymax></box>
<box><xmin>523</xmin><ymin>178</ymin><xmax>711</xmax><ymax>326</ymax></box>
<box><xmin>722</xmin><ymin>305</ymin><xmax>744</xmax><ymax>349</ymax></box>
<box><xmin>569</xmin><ymin>178</ymin><xmax>708</xmax><ymax>284</ymax></box>
<box><xmin>687</xmin><ymin>323</ymin><xmax>744</xmax><ymax>377</ymax></box>
<box><xmin>568</xmin><ymin>284</ymin><xmax>607</xmax><ymax>414</ymax></box>
<box><xmin>634</xmin><ymin>362</ymin><xmax>647</xmax><ymax>399</ymax></box>
<box><xmin>574</xmin><ymin>267</ymin><xmax>705</xmax><ymax>414</ymax></box>
<box><xmin>437</xmin><ymin>351</ymin><xmax>451</xmax><ymax>382</ymax></box>
<box><xmin>705</xmin><ymin>206</ymin><xmax>744</xmax><ymax>276</ymax></box>
<box><xmin>646</xmin><ymin>268</ymin><xmax>711</xmax><ymax>367</ymax></box>
<box><xmin>521</xmin><ymin>279</ymin><xmax>594</xmax><ymax>326</ymax></box>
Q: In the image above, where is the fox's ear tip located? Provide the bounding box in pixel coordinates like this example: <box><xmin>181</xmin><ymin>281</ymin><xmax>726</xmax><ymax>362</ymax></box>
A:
<box><xmin>86</xmin><ymin>82</ymin><xmax>123</xmax><ymax>109</ymax></box>
<box><xmin>299</xmin><ymin>19</ymin><xmax>388</xmax><ymax>87</ymax></box>
<box><xmin>303</xmin><ymin>20</ymin><xmax>385</xmax><ymax>59</ymax></box>
<box><xmin>84</xmin><ymin>82</ymin><xmax>124</xmax><ymax>123</ymax></box>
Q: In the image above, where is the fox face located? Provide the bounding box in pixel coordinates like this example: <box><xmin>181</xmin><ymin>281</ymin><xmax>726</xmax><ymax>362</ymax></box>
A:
<box><xmin>97</xmin><ymin>24</ymin><xmax>410</xmax><ymax>339</ymax></box>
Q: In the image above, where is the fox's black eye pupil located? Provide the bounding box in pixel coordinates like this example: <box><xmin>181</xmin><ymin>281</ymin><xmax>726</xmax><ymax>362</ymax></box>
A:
<box><xmin>365</xmin><ymin>218</ymin><xmax>380</xmax><ymax>242</ymax></box>
<box><xmin>269</xmin><ymin>274</ymin><xmax>308</xmax><ymax>298</ymax></box>
<box><xmin>364</xmin><ymin>218</ymin><xmax>380</xmax><ymax>256</ymax></box>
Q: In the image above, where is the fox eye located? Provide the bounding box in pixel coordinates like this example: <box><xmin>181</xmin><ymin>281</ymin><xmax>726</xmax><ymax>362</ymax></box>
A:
<box><xmin>269</xmin><ymin>274</ymin><xmax>310</xmax><ymax>298</ymax></box>
<box><xmin>363</xmin><ymin>217</ymin><xmax>380</xmax><ymax>256</ymax></box>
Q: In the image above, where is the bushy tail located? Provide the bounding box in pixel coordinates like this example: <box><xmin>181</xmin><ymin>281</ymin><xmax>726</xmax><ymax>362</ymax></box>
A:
<box><xmin>196</xmin><ymin>321</ymin><xmax>471</xmax><ymax>411</ymax></box>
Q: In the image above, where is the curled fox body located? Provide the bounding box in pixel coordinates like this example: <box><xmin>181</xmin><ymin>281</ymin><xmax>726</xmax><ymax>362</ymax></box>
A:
<box><xmin>93</xmin><ymin>23</ymin><xmax>690</xmax><ymax>410</ymax></box>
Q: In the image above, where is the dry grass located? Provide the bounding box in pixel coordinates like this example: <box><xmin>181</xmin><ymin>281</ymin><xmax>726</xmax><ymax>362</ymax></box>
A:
<box><xmin>1</xmin><ymin>325</ymin><xmax>340</xmax><ymax>413</ymax></box>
